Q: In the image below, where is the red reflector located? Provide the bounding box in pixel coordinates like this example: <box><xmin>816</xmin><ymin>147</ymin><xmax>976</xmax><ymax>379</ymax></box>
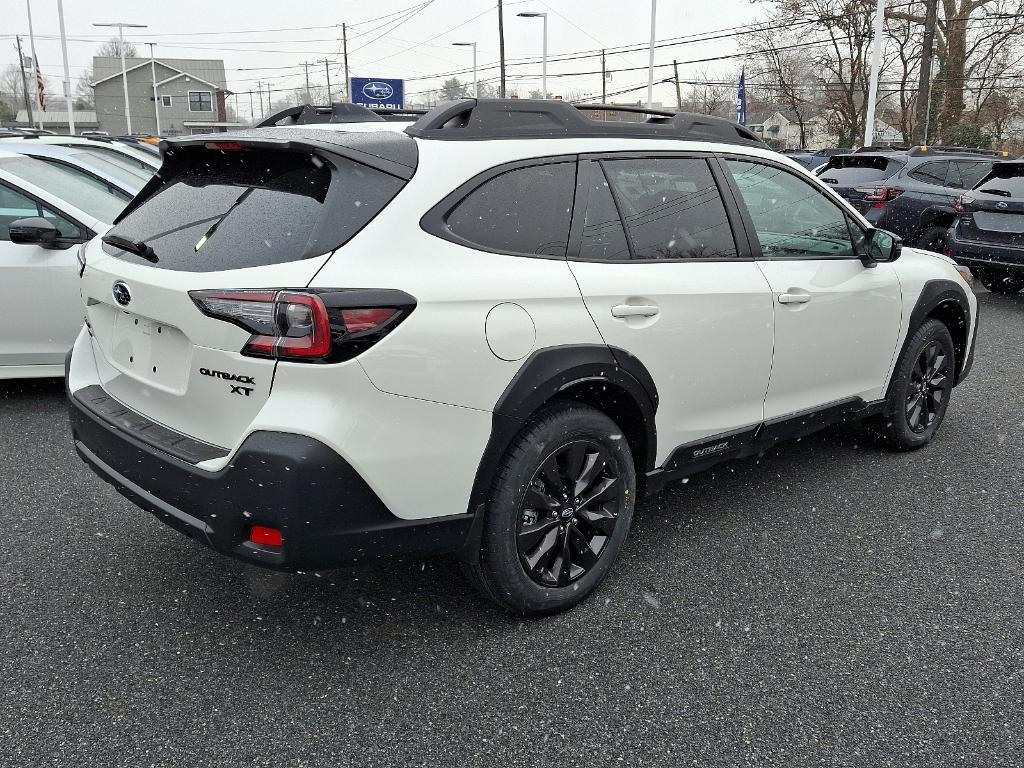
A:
<box><xmin>205</xmin><ymin>141</ymin><xmax>244</xmax><ymax>151</ymax></box>
<box><xmin>342</xmin><ymin>307</ymin><xmax>399</xmax><ymax>334</ymax></box>
<box><xmin>250</xmin><ymin>525</ymin><xmax>283</xmax><ymax>547</ymax></box>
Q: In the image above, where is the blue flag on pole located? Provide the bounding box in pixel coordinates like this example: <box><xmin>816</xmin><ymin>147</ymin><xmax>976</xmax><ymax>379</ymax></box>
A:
<box><xmin>736</xmin><ymin>68</ymin><xmax>746</xmax><ymax>125</ymax></box>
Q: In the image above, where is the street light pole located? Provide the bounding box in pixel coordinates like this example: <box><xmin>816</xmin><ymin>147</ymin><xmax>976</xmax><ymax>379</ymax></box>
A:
<box><xmin>452</xmin><ymin>43</ymin><xmax>478</xmax><ymax>98</ymax></box>
<box><xmin>93</xmin><ymin>21</ymin><xmax>148</xmax><ymax>134</ymax></box>
<box><xmin>146</xmin><ymin>42</ymin><xmax>161</xmax><ymax>135</ymax></box>
<box><xmin>863</xmin><ymin>0</ymin><xmax>886</xmax><ymax>147</ymax></box>
<box><xmin>646</xmin><ymin>0</ymin><xmax>657</xmax><ymax>108</ymax></box>
<box><xmin>517</xmin><ymin>12</ymin><xmax>548</xmax><ymax>99</ymax></box>
<box><xmin>57</xmin><ymin>0</ymin><xmax>76</xmax><ymax>135</ymax></box>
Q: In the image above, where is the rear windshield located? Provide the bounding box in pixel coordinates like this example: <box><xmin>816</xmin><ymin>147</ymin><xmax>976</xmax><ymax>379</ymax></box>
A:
<box><xmin>818</xmin><ymin>156</ymin><xmax>904</xmax><ymax>185</ymax></box>
<box><xmin>0</xmin><ymin>154</ymin><xmax>130</xmax><ymax>223</ymax></box>
<box><xmin>975</xmin><ymin>169</ymin><xmax>1024</xmax><ymax>197</ymax></box>
<box><xmin>102</xmin><ymin>149</ymin><xmax>404</xmax><ymax>272</ymax></box>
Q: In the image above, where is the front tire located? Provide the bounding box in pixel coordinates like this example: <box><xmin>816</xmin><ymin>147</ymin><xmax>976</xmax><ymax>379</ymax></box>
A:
<box><xmin>463</xmin><ymin>403</ymin><xmax>636</xmax><ymax>616</ymax></box>
<box><xmin>876</xmin><ymin>319</ymin><xmax>956</xmax><ymax>450</ymax></box>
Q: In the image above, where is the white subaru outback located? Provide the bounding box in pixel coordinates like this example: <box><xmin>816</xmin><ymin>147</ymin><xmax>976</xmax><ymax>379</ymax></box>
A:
<box><xmin>67</xmin><ymin>100</ymin><xmax>978</xmax><ymax>615</ymax></box>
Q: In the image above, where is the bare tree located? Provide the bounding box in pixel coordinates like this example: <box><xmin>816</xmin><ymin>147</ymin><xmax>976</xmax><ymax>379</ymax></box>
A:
<box><xmin>684</xmin><ymin>68</ymin><xmax>731</xmax><ymax>117</ymax></box>
<box><xmin>96</xmin><ymin>38</ymin><xmax>138</xmax><ymax>59</ymax></box>
<box><xmin>746</xmin><ymin>28</ymin><xmax>819</xmax><ymax>145</ymax></box>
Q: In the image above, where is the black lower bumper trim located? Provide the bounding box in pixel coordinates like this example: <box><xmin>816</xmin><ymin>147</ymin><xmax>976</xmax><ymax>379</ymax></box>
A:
<box><xmin>69</xmin><ymin>385</ymin><xmax>475</xmax><ymax>570</ymax></box>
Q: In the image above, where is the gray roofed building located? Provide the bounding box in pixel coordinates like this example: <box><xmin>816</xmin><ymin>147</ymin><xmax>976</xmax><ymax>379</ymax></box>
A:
<box><xmin>91</xmin><ymin>56</ymin><xmax>243</xmax><ymax>137</ymax></box>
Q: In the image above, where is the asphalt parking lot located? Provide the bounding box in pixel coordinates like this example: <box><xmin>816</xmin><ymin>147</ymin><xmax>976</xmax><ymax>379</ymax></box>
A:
<box><xmin>2</xmin><ymin>290</ymin><xmax>1022</xmax><ymax>768</ymax></box>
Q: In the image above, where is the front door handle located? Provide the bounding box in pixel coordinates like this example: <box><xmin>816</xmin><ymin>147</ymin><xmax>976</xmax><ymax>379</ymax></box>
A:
<box><xmin>611</xmin><ymin>304</ymin><xmax>660</xmax><ymax>318</ymax></box>
<box><xmin>778</xmin><ymin>292</ymin><xmax>811</xmax><ymax>305</ymax></box>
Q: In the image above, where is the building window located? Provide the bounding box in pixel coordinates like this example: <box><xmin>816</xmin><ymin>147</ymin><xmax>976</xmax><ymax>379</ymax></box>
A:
<box><xmin>188</xmin><ymin>91</ymin><xmax>213</xmax><ymax>112</ymax></box>
<box><xmin>161</xmin><ymin>95</ymin><xmax>171</xmax><ymax>107</ymax></box>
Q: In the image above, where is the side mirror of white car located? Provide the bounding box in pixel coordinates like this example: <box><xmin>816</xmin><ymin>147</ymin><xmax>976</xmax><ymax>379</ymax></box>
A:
<box><xmin>866</xmin><ymin>228</ymin><xmax>902</xmax><ymax>265</ymax></box>
<box><xmin>9</xmin><ymin>217</ymin><xmax>60</xmax><ymax>248</ymax></box>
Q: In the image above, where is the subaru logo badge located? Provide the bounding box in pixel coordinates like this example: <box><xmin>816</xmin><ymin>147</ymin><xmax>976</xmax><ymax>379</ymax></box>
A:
<box><xmin>997</xmin><ymin>201</ymin><xmax>1008</xmax><ymax>209</ymax></box>
<box><xmin>112</xmin><ymin>281</ymin><xmax>131</xmax><ymax>307</ymax></box>
<box><xmin>362</xmin><ymin>81</ymin><xmax>394</xmax><ymax>100</ymax></box>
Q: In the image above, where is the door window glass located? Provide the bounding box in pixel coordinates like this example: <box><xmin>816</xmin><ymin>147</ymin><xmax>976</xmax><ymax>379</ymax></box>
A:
<box><xmin>726</xmin><ymin>160</ymin><xmax>857</xmax><ymax>259</ymax></box>
<box><xmin>601</xmin><ymin>157</ymin><xmax>737</xmax><ymax>260</ymax></box>
<box><xmin>578</xmin><ymin>164</ymin><xmax>630</xmax><ymax>260</ymax></box>
<box><xmin>0</xmin><ymin>183</ymin><xmax>81</xmax><ymax>240</ymax></box>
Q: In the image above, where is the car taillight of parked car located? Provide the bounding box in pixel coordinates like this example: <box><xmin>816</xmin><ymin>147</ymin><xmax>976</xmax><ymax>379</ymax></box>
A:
<box><xmin>856</xmin><ymin>186</ymin><xmax>904</xmax><ymax>208</ymax></box>
<box><xmin>189</xmin><ymin>289</ymin><xmax>411</xmax><ymax>362</ymax></box>
<box><xmin>954</xmin><ymin>194</ymin><xmax>975</xmax><ymax>212</ymax></box>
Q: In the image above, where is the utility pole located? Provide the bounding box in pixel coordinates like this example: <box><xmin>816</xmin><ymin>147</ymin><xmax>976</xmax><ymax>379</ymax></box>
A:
<box><xmin>248</xmin><ymin>90</ymin><xmax>254</xmax><ymax>125</ymax></box>
<box><xmin>26</xmin><ymin>0</ymin><xmax>43</xmax><ymax>128</ymax></box>
<box><xmin>673</xmin><ymin>59</ymin><xmax>682</xmax><ymax>111</ymax></box>
<box><xmin>913</xmin><ymin>0</ymin><xmax>938</xmax><ymax>145</ymax></box>
<box><xmin>57</xmin><ymin>0</ymin><xmax>76</xmax><ymax>134</ymax></box>
<box><xmin>15</xmin><ymin>35</ymin><xmax>34</xmax><ymax>126</ymax></box>
<box><xmin>601</xmin><ymin>49</ymin><xmax>606</xmax><ymax>103</ymax></box>
<box><xmin>498</xmin><ymin>0</ymin><xmax>507</xmax><ymax>98</ymax></box>
<box><xmin>256</xmin><ymin>81</ymin><xmax>265</xmax><ymax>118</ymax></box>
<box><xmin>342</xmin><ymin>23</ymin><xmax>350</xmax><ymax>102</ymax></box>
<box><xmin>322</xmin><ymin>59</ymin><xmax>332</xmax><ymax>103</ymax></box>
<box><xmin>646</xmin><ymin>0</ymin><xmax>657</xmax><ymax>108</ymax></box>
<box><xmin>303</xmin><ymin>61</ymin><xmax>311</xmax><ymax>103</ymax></box>
<box><xmin>146</xmin><ymin>42</ymin><xmax>160</xmax><ymax>135</ymax></box>
<box><xmin>863</xmin><ymin>0</ymin><xmax>886</xmax><ymax>147</ymax></box>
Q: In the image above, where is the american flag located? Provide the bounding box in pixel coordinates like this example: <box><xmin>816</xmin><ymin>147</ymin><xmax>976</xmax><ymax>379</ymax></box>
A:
<box><xmin>36</xmin><ymin>67</ymin><xmax>46</xmax><ymax>112</ymax></box>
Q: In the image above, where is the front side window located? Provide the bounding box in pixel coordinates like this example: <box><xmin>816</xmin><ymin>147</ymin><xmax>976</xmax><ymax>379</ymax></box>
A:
<box><xmin>0</xmin><ymin>182</ymin><xmax>81</xmax><ymax>240</ymax></box>
<box><xmin>444</xmin><ymin>162</ymin><xmax>575</xmax><ymax>257</ymax></box>
<box><xmin>726</xmin><ymin>159</ymin><xmax>857</xmax><ymax>259</ymax></box>
<box><xmin>188</xmin><ymin>91</ymin><xmax>213</xmax><ymax>112</ymax></box>
<box><xmin>600</xmin><ymin>157</ymin><xmax>737</xmax><ymax>260</ymax></box>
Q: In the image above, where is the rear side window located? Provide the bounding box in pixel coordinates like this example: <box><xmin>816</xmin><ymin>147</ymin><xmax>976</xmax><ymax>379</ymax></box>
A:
<box><xmin>909</xmin><ymin>161</ymin><xmax>949</xmax><ymax>186</ymax></box>
<box><xmin>578</xmin><ymin>164</ymin><xmax>630</xmax><ymax>260</ymax></box>
<box><xmin>956</xmin><ymin>161</ymin><xmax>992</xmax><ymax>189</ymax></box>
<box><xmin>820</xmin><ymin>156</ymin><xmax>903</xmax><ymax>185</ymax></box>
<box><xmin>443</xmin><ymin>162</ymin><xmax>575</xmax><ymax>257</ymax></box>
<box><xmin>600</xmin><ymin>157</ymin><xmax>737</xmax><ymax>260</ymax></box>
<box><xmin>103</xmin><ymin>151</ymin><xmax>403</xmax><ymax>272</ymax></box>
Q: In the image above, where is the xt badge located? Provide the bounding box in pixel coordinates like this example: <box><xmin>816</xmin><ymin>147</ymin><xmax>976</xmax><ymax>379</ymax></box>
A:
<box><xmin>200</xmin><ymin>367</ymin><xmax>255</xmax><ymax>397</ymax></box>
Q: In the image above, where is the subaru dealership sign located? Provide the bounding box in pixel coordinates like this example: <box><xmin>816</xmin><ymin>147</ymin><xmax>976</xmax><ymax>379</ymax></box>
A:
<box><xmin>350</xmin><ymin>77</ymin><xmax>404</xmax><ymax>110</ymax></box>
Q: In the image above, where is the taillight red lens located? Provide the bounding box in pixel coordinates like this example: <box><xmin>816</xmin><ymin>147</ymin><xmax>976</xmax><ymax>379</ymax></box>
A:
<box><xmin>190</xmin><ymin>289</ymin><xmax>331</xmax><ymax>361</ymax></box>
<box><xmin>205</xmin><ymin>141</ymin><xmax>244</xmax><ymax>151</ymax></box>
<box><xmin>858</xmin><ymin>186</ymin><xmax>904</xmax><ymax>206</ymax></box>
<box><xmin>341</xmin><ymin>307</ymin><xmax>399</xmax><ymax>334</ymax></box>
<box><xmin>249</xmin><ymin>525</ymin><xmax>283</xmax><ymax>547</ymax></box>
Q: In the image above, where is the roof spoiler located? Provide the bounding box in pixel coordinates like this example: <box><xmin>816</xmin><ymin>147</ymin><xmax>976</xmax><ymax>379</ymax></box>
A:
<box><xmin>256</xmin><ymin>103</ymin><xmax>428</xmax><ymax>128</ymax></box>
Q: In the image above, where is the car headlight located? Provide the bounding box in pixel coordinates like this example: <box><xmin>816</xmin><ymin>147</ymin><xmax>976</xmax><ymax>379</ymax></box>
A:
<box><xmin>955</xmin><ymin>264</ymin><xmax>974</xmax><ymax>287</ymax></box>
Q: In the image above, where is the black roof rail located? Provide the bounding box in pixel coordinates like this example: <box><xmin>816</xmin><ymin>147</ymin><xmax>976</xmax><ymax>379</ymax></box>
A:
<box><xmin>853</xmin><ymin>145</ymin><xmax>910</xmax><ymax>153</ymax></box>
<box><xmin>404</xmin><ymin>98</ymin><xmax>764</xmax><ymax>145</ymax></box>
<box><xmin>370</xmin><ymin>108</ymin><xmax>428</xmax><ymax>122</ymax></box>
<box><xmin>907</xmin><ymin>144</ymin><xmax>1009</xmax><ymax>158</ymax></box>
<box><xmin>257</xmin><ymin>103</ymin><xmax>385</xmax><ymax>128</ymax></box>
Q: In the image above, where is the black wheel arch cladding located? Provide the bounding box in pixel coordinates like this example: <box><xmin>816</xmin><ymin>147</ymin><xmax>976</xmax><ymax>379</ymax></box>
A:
<box><xmin>900</xmin><ymin>278</ymin><xmax>973</xmax><ymax>388</ymax></box>
<box><xmin>467</xmin><ymin>344</ymin><xmax>658</xmax><ymax>517</ymax></box>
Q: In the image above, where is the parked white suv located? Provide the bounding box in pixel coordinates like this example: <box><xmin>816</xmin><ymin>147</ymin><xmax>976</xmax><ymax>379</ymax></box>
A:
<box><xmin>67</xmin><ymin>100</ymin><xmax>978</xmax><ymax>615</ymax></box>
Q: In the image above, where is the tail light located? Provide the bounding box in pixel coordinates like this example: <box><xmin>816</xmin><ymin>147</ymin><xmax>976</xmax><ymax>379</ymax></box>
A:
<box><xmin>954</xmin><ymin>194</ymin><xmax>974</xmax><ymax>212</ymax></box>
<box><xmin>856</xmin><ymin>186</ymin><xmax>904</xmax><ymax>208</ymax></box>
<box><xmin>189</xmin><ymin>288</ymin><xmax>414</xmax><ymax>363</ymax></box>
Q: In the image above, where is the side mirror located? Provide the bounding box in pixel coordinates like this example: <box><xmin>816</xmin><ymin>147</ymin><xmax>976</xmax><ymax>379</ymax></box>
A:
<box><xmin>9</xmin><ymin>217</ymin><xmax>60</xmax><ymax>247</ymax></box>
<box><xmin>866</xmin><ymin>228</ymin><xmax>902</xmax><ymax>264</ymax></box>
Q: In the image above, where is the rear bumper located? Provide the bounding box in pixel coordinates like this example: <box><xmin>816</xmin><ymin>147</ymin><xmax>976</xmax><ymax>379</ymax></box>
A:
<box><xmin>68</xmin><ymin>372</ymin><xmax>476</xmax><ymax>571</ymax></box>
<box><xmin>948</xmin><ymin>232</ymin><xmax>1024</xmax><ymax>272</ymax></box>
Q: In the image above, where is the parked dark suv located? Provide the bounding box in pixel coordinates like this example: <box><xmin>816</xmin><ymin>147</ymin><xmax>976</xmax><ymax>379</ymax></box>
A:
<box><xmin>947</xmin><ymin>160</ymin><xmax>1024</xmax><ymax>294</ymax></box>
<box><xmin>817</xmin><ymin>146</ymin><xmax>1010</xmax><ymax>250</ymax></box>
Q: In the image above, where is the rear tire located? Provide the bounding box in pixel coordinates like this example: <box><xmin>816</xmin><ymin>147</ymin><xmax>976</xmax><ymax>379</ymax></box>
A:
<box><xmin>462</xmin><ymin>402</ymin><xmax>636</xmax><ymax>616</ymax></box>
<box><xmin>917</xmin><ymin>225</ymin><xmax>949</xmax><ymax>254</ymax></box>
<box><xmin>874</xmin><ymin>319</ymin><xmax>956</xmax><ymax>450</ymax></box>
<box><xmin>978</xmin><ymin>270</ymin><xmax>1024</xmax><ymax>294</ymax></box>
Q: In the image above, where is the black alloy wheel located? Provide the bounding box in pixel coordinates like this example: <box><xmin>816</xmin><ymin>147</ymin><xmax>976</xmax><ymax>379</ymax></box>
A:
<box><xmin>905</xmin><ymin>340</ymin><xmax>950</xmax><ymax>434</ymax></box>
<box><xmin>516</xmin><ymin>440</ymin><xmax>623</xmax><ymax>587</ymax></box>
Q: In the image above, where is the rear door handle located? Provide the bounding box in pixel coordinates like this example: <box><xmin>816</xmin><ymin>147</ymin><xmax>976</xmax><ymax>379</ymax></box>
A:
<box><xmin>611</xmin><ymin>304</ymin><xmax>660</xmax><ymax>318</ymax></box>
<box><xmin>778</xmin><ymin>293</ymin><xmax>811</xmax><ymax>305</ymax></box>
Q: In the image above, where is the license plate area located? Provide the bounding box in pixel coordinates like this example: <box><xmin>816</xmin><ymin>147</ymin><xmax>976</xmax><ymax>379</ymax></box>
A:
<box><xmin>109</xmin><ymin>311</ymin><xmax>192</xmax><ymax>392</ymax></box>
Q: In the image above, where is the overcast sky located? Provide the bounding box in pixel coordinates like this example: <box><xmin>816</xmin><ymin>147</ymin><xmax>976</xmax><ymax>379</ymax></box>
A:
<box><xmin>8</xmin><ymin>0</ymin><xmax>761</xmax><ymax>118</ymax></box>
